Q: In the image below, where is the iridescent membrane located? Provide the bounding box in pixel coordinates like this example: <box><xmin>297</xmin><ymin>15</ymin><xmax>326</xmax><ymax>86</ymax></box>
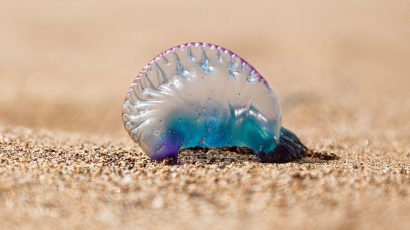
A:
<box><xmin>122</xmin><ymin>42</ymin><xmax>306</xmax><ymax>163</ymax></box>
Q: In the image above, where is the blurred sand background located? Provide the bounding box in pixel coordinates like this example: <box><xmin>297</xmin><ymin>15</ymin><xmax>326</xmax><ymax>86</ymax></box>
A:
<box><xmin>0</xmin><ymin>0</ymin><xmax>409</xmax><ymax>229</ymax></box>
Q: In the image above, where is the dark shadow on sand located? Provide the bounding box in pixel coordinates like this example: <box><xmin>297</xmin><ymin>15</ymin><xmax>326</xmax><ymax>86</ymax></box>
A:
<box><xmin>174</xmin><ymin>147</ymin><xmax>339</xmax><ymax>165</ymax></box>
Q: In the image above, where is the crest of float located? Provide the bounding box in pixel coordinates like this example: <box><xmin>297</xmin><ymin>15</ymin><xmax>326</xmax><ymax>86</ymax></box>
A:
<box><xmin>122</xmin><ymin>42</ymin><xmax>307</xmax><ymax>163</ymax></box>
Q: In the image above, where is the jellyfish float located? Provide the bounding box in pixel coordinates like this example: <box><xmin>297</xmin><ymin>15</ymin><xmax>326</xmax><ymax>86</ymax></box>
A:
<box><xmin>122</xmin><ymin>43</ymin><xmax>307</xmax><ymax>163</ymax></box>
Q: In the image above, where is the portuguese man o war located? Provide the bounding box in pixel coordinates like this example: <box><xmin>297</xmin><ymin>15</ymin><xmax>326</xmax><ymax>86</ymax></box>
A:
<box><xmin>122</xmin><ymin>42</ymin><xmax>308</xmax><ymax>163</ymax></box>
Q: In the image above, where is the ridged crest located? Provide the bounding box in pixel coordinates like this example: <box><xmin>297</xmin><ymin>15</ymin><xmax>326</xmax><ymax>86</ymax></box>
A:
<box><xmin>122</xmin><ymin>42</ymin><xmax>281</xmax><ymax>161</ymax></box>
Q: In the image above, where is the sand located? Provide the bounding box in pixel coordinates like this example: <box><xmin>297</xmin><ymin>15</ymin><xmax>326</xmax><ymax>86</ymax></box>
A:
<box><xmin>0</xmin><ymin>0</ymin><xmax>409</xmax><ymax>229</ymax></box>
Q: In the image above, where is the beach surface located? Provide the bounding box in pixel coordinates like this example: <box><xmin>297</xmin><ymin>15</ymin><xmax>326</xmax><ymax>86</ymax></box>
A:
<box><xmin>0</xmin><ymin>1</ymin><xmax>409</xmax><ymax>229</ymax></box>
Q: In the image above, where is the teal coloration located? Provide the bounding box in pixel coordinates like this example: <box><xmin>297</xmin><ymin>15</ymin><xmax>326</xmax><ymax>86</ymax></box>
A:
<box><xmin>161</xmin><ymin>105</ymin><xmax>278</xmax><ymax>157</ymax></box>
<box><xmin>122</xmin><ymin>43</ymin><xmax>287</xmax><ymax>162</ymax></box>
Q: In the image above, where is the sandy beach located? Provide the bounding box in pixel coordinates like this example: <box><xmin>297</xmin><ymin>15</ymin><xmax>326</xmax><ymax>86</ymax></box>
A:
<box><xmin>1</xmin><ymin>0</ymin><xmax>409</xmax><ymax>229</ymax></box>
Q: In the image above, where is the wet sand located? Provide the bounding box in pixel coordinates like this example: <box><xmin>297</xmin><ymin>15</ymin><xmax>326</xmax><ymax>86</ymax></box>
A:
<box><xmin>0</xmin><ymin>1</ymin><xmax>409</xmax><ymax>229</ymax></box>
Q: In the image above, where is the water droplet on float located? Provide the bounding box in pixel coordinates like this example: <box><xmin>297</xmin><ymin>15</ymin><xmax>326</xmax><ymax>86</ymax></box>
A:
<box><xmin>153</xmin><ymin>130</ymin><xmax>160</xmax><ymax>136</ymax></box>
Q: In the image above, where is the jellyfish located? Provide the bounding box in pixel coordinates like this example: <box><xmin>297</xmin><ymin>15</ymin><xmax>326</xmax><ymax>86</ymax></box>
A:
<box><xmin>122</xmin><ymin>42</ymin><xmax>307</xmax><ymax>163</ymax></box>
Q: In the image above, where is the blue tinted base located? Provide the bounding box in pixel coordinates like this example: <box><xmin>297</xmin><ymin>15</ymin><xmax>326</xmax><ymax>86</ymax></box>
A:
<box><xmin>151</xmin><ymin>127</ymin><xmax>307</xmax><ymax>163</ymax></box>
<box><xmin>151</xmin><ymin>126</ymin><xmax>307</xmax><ymax>163</ymax></box>
<box><xmin>151</xmin><ymin>107</ymin><xmax>284</xmax><ymax>162</ymax></box>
